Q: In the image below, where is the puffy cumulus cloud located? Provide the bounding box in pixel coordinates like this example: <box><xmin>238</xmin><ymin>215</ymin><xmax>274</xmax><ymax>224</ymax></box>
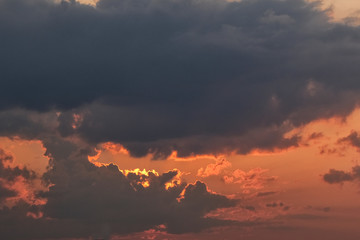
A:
<box><xmin>197</xmin><ymin>158</ymin><xmax>277</xmax><ymax>192</ymax></box>
<box><xmin>223</xmin><ymin>168</ymin><xmax>277</xmax><ymax>190</ymax></box>
<box><xmin>197</xmin><ymin>158</ymin><xmax>231</xmax><ymax>177</ymax></box>
<box><xmin>323</xmin><ymin>166</ymin><xmax>360</xmax><ymax>184</ymax></box>
<box><xmin>0</xmin><ymin>0</ymin><xmax>360</xmax><ymax>157</ymax></box>
<box><xmin>0</xmin><ymin>137</ymin><xmax>238</xmax><ymax>239</ymax></box>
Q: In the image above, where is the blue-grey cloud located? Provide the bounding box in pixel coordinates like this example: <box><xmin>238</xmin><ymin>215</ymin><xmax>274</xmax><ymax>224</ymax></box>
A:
<box><xmin>1</xmin><ymin>0</ymin><xmax>360</xmax><ymax>157</ymax></box>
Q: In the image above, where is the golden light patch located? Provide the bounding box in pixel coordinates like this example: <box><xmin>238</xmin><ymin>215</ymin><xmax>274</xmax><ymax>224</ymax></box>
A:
<box><xmin>313</xmin><ymin>0</ymin><xmax>360</xmax><ymax>22</ymax></box>
<box><xmin>168</xmin><ymin>151</ymin><xmax>221</xmax><ymax>162</ymax></box>
<box><xmin>87</xmin><ymin>148</ymin><xmax>102</xmax><ymax>165</ymax></box>
<box><xmin>102</xmin><ymin>142</ymin><xmax>129</xmax><ymax>155</ymax></box>
<box><xmin>197</xmin><ymin>158</ymin><xmax>232</xmax><ymax>177</ymax></box>
<box><xmin>120</xmin><ymin>168</ymin><xmax>159</xmax><ymax>177</ymax></box>
<box><xmin>78</xmin><ymin>0</ymin><xmax>97</xmax><ymax>5</ymax></box>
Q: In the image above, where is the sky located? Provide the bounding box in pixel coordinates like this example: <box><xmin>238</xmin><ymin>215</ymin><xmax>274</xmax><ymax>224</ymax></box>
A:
<box><xmin>1</xmin><ymin>0</ymin><xmax>360</xmax><ymax>239</ymax></box>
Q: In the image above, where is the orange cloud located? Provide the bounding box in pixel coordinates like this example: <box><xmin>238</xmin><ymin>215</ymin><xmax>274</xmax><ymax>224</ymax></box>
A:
<box><xmin>87</xmin><ymin>143</ymin><xmax>130</xmax><ymax>166</ymax></box>
<box><xmin>223</xmin><ymin>168</ymin><xmax>277</xmax><ymax>192</ymax></box>
<box><xmin>168</xmin><ymin>151</ymin><xmax>220</xmax><ymax>162</ymax></box>
<box><xmin>71</xmin><ymin>113</ymin><xmax>83</xmax><ymax>129</ymax></box>
<box><xmin>120</xmin><ymin>168</ymin><xmax>159</xmax><ymax>177</ymax></box>
<box><xmin>87</xmin><ymin>148</ymin><xmax>103</xmax><ymax>166</ymax></box>
<box><xmin>197</xmin><ymin>158</ymin><xmax>232</xmax><ymax>177</ymax></box>
<box><xmin>2</xmin><ymin>176</ymin><xmax>46</xmax><ymax>206</ymax></box>
<box><xmin>101</xmin><ymin>142</ymin><xmax>129</xmax><ymax>155</ymax></box>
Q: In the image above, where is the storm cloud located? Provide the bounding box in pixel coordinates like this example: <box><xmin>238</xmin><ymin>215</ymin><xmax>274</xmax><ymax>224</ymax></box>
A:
<box><xmin>1</xmin><ymin>0</ymin><xmax>360</xmax><ymax>157</ymax></box>
<box><xmin>2</xmin><ymin>0</ymin><xmax>360</xmax><ymax>238</ymax></box>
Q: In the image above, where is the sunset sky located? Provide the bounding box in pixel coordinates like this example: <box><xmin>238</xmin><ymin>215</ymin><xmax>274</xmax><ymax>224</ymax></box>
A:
<box><xmin>1</xmin><ymin>0</ymin><xmax>360</xmax><ymax>239</ymax></box>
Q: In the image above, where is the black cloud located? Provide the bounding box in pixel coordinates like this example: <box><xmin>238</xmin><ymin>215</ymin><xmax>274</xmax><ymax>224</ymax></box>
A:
<box><xmin>323</xmin><ymin>166</ymin><xmax>360</xmax><ymax>184</ymax></box>
<box><xmin>2</xmin><ymin>1</ymin><xmax>360</xmax><ymax>238</ymax></box>
<box><xmin>1</xmin><ymin>0</ymin><xmax>360</xmax><ymax>157</ymax></box>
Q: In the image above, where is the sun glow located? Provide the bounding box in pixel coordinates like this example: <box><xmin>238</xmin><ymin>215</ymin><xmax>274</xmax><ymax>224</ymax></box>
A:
<box><xmin>168</xmin><ymin>151</ymin><xmax>221</xmax><ymax>162</ymax></box>
<box><xmin>102</xmin><ymin>142</ymin><xmax>129</xmax><ymax>155</ymax></box>
<box><xmin>120</xmin><ymin>168</ymin><xmax>159</xmax><ymax>177</ymax></box>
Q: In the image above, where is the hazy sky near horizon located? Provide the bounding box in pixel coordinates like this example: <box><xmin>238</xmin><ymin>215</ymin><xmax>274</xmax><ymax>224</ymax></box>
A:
<box><xmin>1</xmin><ymin>0</ymin><xmax>360</xmax><ymax>239</ymax></box>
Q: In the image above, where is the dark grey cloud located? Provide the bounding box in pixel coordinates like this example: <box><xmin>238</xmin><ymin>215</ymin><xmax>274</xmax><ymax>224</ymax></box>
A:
<box><xmin>308</xmin><ymin>132</ymin><xmax>324</xmax><ymax>140</ymax></box>
<box><xmin>323</xmin><ymin>166</ymin><xmax>360</xmax><ymax>184</ymax></box>
<box><xmin>266</xmin><ymin>202</ymin><xmax>284</xmax><ymax>208</ymax></box>
<box><xmin>0</xmin><ymin>137</ymin><xmax>238</xmax><ymax>239</ymax></box>
<box><xmin>0</xmin><ymin>109</ymin><xmax>58</xmax><ymax>140</ymax></box>
<box><xmin>68</xmin><ymin>104</ymin><xmax>302</xmax><ymax>158</ymax></box>
<box><xmin>3</xmin><ymin>1</ymin><xmax>360</xmax><ymax>237</ymax></box>
<box><xmin>42</xmin><ymin>141</ymin><xmax>238</xmax><ymax>234</ymax></box>
<box><xmin>244</xmin><ymin>205</ymin><xmax>256</xmax><ymax>211</ymax></box>
<box><xmin>1</xmin><ymin>0</ymin><xmax>360</xmax><ymax>157</ymax></box>
<box><xmin>337</xmin><ymin>131</ymin><xmax>360</xmax><ymax>150</ymax></box>
<box><xmin>0</xmin><ymin>185</ymin><xmax>17</xmax><ymax>203</ymax></box>
<box><xmin>0</xmin><ymin>112</ymin><xmax>239</xmax><ymax>238</ymax></box>
<box><xmin>256</xmin><ymin>191</ymin><xmax>277</xmax><ymax>197</ymax></box>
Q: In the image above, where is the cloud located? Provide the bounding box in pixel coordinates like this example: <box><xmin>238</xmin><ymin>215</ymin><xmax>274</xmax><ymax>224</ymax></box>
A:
<box><xmin>0</xmin><ymin>109</ymin><xmax>58</xmax><ymax>140</ymax></box>
<box><xmin>0</xmin><ymin>109</ymin><xmax>239</xmax><ymax>238</ymax></box>
<box><xmin>0</xmin><ymin>0</ymin><xmax>360</xmax><ymax>158</ymax></box>
<box><xmin>197</xmin><ymin>158</ymin><xmax>231</xmax><ymax>177</ymax></box>
<box><xmin>0</xmin><ymin>151</ymin><xmax>36</xmax><ymax>182</ymax></box>
<box><xmin>266</xmin><ymin>202</ymin><xmax>284</xmax><ymax>208</ymax></box>
<box><xmin>0</xmin><ymin>137</ymin><xmax>238</xmax><ymax>239</ymax></box>
<box><xmin>2</xmin><ymin>1</ymin><xmax>360</xmax><ymax>237</ymax></box>
<box><xmin>0</xmin><ymin>148</ymin><xmax>38</xmax><ymax>206</ymax></box>
<box><xmin>323</xmin><ymin>166</ymin><xmax>360</xmax><ymax>184</ymax></box>
<box><xmin>337</xmin><ymin>131</ymin><xmax>360</xmax><ymax>150</ymax></box>
<box><xmin>197</xmin><ymin>159</ymin><xmax>277</xmax><ymax>192</ymax></box>
<box><xmin>308</xmin><ymin>132</ymin><xmax>324</xmax><ymax>141</ymax></box>
<box><xmin>256</xmin><ymin>191</ymin><xmax>278</xmax><ymax>197</ymax></box>
<box><xmin>223</xmin><ymin>168</ymin><xmax>277</xmax><ymax>191</ymax></box>
<box><xmin>0</xmin><ymin>185</ymin><xmax>17</xmax><ymax>203</ymax></box>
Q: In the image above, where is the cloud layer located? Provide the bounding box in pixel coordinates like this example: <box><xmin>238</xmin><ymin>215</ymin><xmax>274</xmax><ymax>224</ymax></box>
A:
<box><xmin>2</xmin><ymin>0</ymin><xmax>360</xmax><ymax>238</ymax></box>
<box><xmin>1</xmin><ymin>0</ymin><xmax>360</xmax><ymax>158</ymax></box>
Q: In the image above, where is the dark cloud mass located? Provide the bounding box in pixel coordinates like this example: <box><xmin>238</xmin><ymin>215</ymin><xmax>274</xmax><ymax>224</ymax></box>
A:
<box><xmin>0</xmin><ymin>138</ymin><xmax>238</xmax><ymax>239</ymax></box>
<box><xmin>2</xmin><ymin>0</ymin><xmax>360</xmax><ymax>238</ymax></box>
<box><xmin>1</xmin><ymin>0</ymin><xmax>360</xmax><ymax>157</ymax></box>
<box><xmin>323</xmin><ymin>166</ymin><xmax>360</xmax><ymax>184</ymax></box>
<box><xmin>41</xmin><ymin>149</ymin><xmax>237</xmax><ymax>235</ymax></box>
